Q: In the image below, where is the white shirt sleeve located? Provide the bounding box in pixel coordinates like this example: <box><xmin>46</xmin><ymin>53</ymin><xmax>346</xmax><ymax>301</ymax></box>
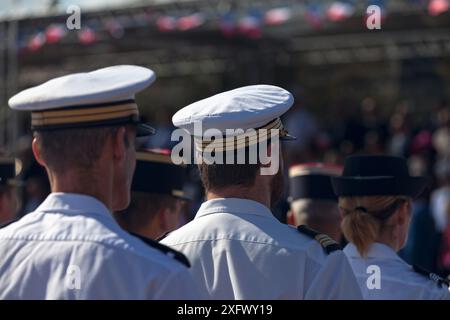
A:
<box><xmin>305</xmin><ymin>251</ymin><xmax>363</xmax><ymax>300</ymax></box>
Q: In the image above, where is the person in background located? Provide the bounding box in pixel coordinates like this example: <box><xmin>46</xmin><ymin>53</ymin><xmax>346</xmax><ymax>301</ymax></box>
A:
<box><xmin>332</xmin><ymin>155</ymin><xmax>450</xmax><ymax>299</ymax></box>
<box><xmin>114</xmin><ymin>149</ymin><xmax>191</xmax><ymax>240</ymax></box>
<box><xmin>20</xmin><ymin>159</ymin><xmax>50</xmax><ymax>215</ymax></box>
<box><xmin>435</xmin><ymin>159</ymin><xmax>450</xmax><ymax>276</ymax></box>
<box><xmin>399</xmin><ymin>155</ymin><xmax>441</xmax><ymax>273</ymax></box>
<box><xmin>287</xmin><ymin>163</ymin><xmax>343</xmax><ymax>242</ymax></box>
<box><xmin>0</xmin><ymin>158</ymin><xmax>19</xmax><ymax>225</ymax></box>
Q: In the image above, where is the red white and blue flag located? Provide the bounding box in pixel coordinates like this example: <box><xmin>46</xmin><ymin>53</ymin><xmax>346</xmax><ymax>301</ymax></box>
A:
<box><xmin>327</xmin><ymin>1</ymin><xmax>355</xmax><ymax>22</ymax></box>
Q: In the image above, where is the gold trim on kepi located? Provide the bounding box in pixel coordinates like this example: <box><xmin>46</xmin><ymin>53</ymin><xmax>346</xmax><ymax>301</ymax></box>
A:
<box><xmin>289</xmin><ymin>163</ymin><xmax>343</xmax><ymax>178</ymax></box>
<box><xmin>0</xmin><ymin>158</ymin><xmax>22</xmax><ymax>187</ymax></box>
<box><xmin>195</xmin><ymin>117</ymin><xmax>294</xmax><ymax>152</ymax></box>
<box><xmin>31</xmin><ymin>101</ymin><xmax>139</xmax><ymax>128</ymax></box>
<box><xmin>171</xmin><ymin>190</ymin><xmax>185</xmax><ymax>198</ymax></box>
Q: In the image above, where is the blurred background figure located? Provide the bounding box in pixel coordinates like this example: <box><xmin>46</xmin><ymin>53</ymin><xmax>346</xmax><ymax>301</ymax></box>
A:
<box><xmin>0</xmin><ymin>158</ymin><xmax>20</xmax><ymax>225</ymax></box>
<box><xmin>399</xmin><ymin>155</ymin><xmax>441</xmax><ymax>272</ymax></box>
<box><xmin>114</xmin><ymin>149</ymin><xmax>191</xmax><ymax>240</ymax></box>
<box><xmin>19</xmin><ymin>159</ymin><xmax>50</xmax><ymax>215</ymax></box>
<box><xmin>287</xmin><ymin>163</ymin><xmax>343</xmax><ymax>242</ymax></box>
<box><xmin>283</xmin><ymin>98</ymin><xmax>320</xmax><ymax>164</ymax></box>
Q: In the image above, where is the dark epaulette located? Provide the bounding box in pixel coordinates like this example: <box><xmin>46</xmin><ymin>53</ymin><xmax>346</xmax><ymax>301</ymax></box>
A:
<box><xmin>130</xmin><ymin>232</ymin><xmax>191</xmax><ymax>268</ymax></box>
<box><xmin>413</xmin><ymin>265</ymin><xmax>450</xmax><ymax>288</ymax></box>
<box><xmin>297</xmin><ymin>225</ymin><xmax>341</xmax><ymax>254</ymax></box>
<box><xmin>155</xmin><ymin>231</ymin><xmax>171</xmax><ymax>242</ymax></box>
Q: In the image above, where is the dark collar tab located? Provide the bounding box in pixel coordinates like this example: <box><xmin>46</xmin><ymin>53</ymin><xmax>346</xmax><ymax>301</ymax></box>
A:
<box><xmin>131</xmin><ymin>232</ymin><xmax>191</xmax><ymax>268</ymax></box>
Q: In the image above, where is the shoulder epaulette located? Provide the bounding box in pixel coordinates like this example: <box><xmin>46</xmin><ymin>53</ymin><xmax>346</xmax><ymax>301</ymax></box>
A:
<box><xmin>297</xmin><ymin>225</ymin><xmax>341</xmax><ymax>254</ymax></box>
<box><xmin>413</xmin><ymin>265</ymin><xmax>450</xmax><ymax>288</ymax></box>
<box><xmin>130</xmin><ymin>232</ymin><xmax>191</xmax><ymax>268</ymax></box>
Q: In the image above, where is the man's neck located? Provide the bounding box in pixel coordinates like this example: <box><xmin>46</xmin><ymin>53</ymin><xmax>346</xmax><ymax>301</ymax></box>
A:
<box><xmin>48</xmin><ymin>168</ymin><xmax>113</xmax><ymax>211</ymax></box>
<box><xmin>206</xmin><ymin>184</ymin><xmax>271</xmax><ymax>209</ymax></box>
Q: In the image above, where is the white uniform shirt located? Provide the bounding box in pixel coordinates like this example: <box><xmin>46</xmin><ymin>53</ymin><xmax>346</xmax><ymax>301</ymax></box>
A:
<box><xmin>161</xmin><ymin>198</ymin><xmax>363</xmax><ymax>299</ymax></box>
<box><xmin>0</xmin><ymin>193</ymin><xmax>203</xmax><ymax>300</ymax></box>
<box><xmin>344</xmin><ymin>242</ymin><xmax>450</xmax><ymax>299</ymax></box>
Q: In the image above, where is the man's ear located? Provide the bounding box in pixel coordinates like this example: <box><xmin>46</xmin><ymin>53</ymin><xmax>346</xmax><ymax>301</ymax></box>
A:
<box><xmin>112</xmin><ymin>127</ymin><xmax>127</xmax><ymax>160</ymax></box>
<box><xmin>32</xmin><ymin>137</ymin><xmax>45</xmax><ymax>166</ymax></box>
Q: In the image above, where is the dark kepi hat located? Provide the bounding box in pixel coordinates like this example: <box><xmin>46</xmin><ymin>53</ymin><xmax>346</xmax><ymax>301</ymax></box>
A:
<box><xmin>331</xmin><ymin>155</ymin><xmax>427</xmax><ymax>198</ymax></box>
<box><xmin>131</xmin><ymin>149</ymin><xmax>190</xmax><ymax>200</ymax></box>
<box><xmin>0</xmin><ymin>158</ymin><xmax>21</xmax><ymax>186</ymax></box>
<box><xmin>289</xmin><ymin>163</ymin><xmax>343</xmax><ymax>202</ymax></box>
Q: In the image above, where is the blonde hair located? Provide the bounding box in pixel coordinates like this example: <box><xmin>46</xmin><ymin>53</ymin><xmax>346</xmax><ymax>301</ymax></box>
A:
<box><xmin>339</xmin><ymin>196</ymin><xmax>409</xmax><ymax>257</ymax></box>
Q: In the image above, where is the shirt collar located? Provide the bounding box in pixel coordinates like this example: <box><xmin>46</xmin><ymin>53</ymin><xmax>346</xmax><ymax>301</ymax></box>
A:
<box><xmin>344</xmin><ymin>242</ymin><xmax>403</xmax><ymax>262</ymax></box>
<box><xmin>35</xmin><ymin>192</ymin><xmax>113</xmax><ymax>220</ymax></box>
<box><xmin>195</xmin><ymin>197</ymin><xmax>275</xmax><ymax>220</ymax></box>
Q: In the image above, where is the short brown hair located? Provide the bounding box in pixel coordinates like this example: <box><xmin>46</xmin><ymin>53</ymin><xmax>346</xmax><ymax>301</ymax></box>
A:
<box><xmin>34</xmin><ymin>125</ymin><xmax>128</xmax><ymax>173</ymax></box>
<box><xmin>196</xmin><ymin>140</ymin><xmax>275</xmax><ymax>191</ymax></box>
<box><xmin>198</xmin><ymin>162</ymin><xmax>260</xmax><ymax>191</ymax></box>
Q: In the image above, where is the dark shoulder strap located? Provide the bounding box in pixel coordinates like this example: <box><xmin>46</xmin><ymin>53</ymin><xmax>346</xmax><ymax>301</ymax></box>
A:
<box><xmin>413</xmin><ymin>265</ymin><xmax>450</xmax><ymax>288</ymax></box>
<box><xmin>130</xmin><ymin>232</ymin><xmax>191</xmax><ymax>268</ymax></box>
<box><xmin>297</xmin><ymin>224</ymin><xmax>341</xmax><ymax>254</ymax></box>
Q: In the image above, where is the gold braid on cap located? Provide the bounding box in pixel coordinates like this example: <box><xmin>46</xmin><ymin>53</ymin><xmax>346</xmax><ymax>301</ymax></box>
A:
<box><xmin>195</xmin><ymin>117</ymin><xmax>289</xmax><ymax>152</ymax></box>
<box><xmin>31</xmin><ymin>100</ymin><xmax>139</xmax><ymax>129</ymax></box>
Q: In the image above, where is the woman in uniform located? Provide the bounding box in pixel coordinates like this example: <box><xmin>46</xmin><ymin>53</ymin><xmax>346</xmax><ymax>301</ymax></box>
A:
<box><xmin>331</xmin><ymin>155</ymin><xmax>450</xmax><ymax>299</ymax></box>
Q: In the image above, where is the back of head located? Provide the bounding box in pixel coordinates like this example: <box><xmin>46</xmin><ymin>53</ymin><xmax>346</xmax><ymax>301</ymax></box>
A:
<box><xmin>291</xmin><ymin>198</ymin><xmax>341</xmax><ymax>241</ymax></box>
<box><xmin>115</xmin><ymin>192</ymin><xmax>179</xmax><ymax>237</ymax></box>
<box><xmin>34</xmin><ymin>126</ymin><xmax>119</xmax><ymax>174</ymax></box>
<box><xmin>339</xmin><ymin>196</ymin><xmax>409</xmax><ymax>256</ymax></box>
<box><xmin>198</xmin><ymin>149</ymin><xmax>262</xmax><ymax>192</ymax></box>
<box><xmin>115</xmin><ymin>149</ymin><xmax>189</xmax><ymax>239</ymax></box>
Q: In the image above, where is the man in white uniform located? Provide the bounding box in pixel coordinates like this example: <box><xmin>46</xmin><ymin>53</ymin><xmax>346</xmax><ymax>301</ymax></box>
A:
<box><xmin>0</xmin><ymin>65</ymin><xmax>204</xmax><ymax>299</ymax></box>
<box><xmin>114</xmin><ymin>149</ymin><xmax>190</xmax><ymax>240</ymax></box>
<box><xmin>161</xmin><ymin>85</ymin><xmax>363</xmax><ymax>299</ymax></box>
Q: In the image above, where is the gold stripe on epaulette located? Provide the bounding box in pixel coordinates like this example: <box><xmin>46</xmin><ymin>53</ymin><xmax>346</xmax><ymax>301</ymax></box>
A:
<box><xmin>315</xmin><ymin>234</ymin><xmax>338</xmax><ymax>248</ymax></box>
